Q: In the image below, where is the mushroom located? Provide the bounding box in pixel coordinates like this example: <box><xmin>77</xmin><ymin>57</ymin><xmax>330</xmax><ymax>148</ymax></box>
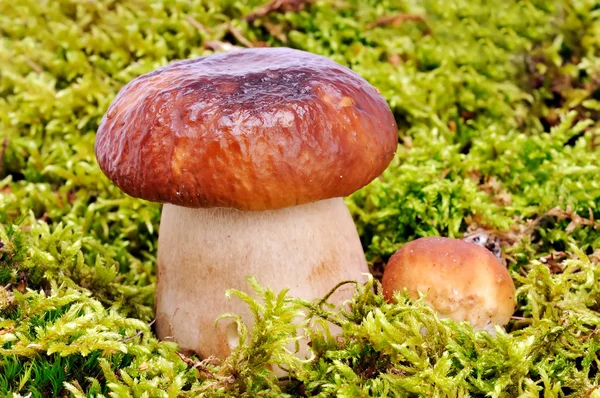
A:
<box><xmin>95</xmin><ymin>47</ymin><xmax>398</xmax><ymax>359</ymax></box>
<box><xmin>382</xmin><ymin>237</ymin><xmax>516</xmax><ymax>332</ymax></box>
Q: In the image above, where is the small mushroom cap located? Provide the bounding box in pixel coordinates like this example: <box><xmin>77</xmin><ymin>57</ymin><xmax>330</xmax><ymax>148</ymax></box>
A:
<box><xmin>382</xmin><ymin>237</ymin><xmax>516</xmax><ymax>328</ymax></box>
<box><xmin>95</xmin><ymin>47</ymin><xmax>397</xmax><ymax>211</ymax></box>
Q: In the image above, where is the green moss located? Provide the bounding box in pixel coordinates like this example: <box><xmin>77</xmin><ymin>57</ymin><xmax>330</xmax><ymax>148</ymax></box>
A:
<box><xmin>1</xmin><ymin>0</ymin><xmax>600</xmax><ymax>396</ymax></box>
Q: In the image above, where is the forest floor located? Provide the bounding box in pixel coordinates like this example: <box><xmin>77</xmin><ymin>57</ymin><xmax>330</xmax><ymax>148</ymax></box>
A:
<box><xmin>1</xmin><ymin>0</ymin><xmax>600</xmax><ymax>396</ymax></box>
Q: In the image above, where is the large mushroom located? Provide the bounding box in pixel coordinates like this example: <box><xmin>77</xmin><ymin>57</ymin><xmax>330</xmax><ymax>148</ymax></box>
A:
<box><xmin>95</xmin><ymin>48</ymin><xmax>398</xmax><ymax>359</ymax></box>
<box><xmin>382</xmin><ymin>237</ymin><xmax>516</xmax><ymax>331</ymax></box>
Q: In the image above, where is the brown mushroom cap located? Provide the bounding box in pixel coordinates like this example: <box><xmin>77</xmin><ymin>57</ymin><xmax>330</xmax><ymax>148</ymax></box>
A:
<box><xmin>382</xmin><ymin>237</ymin><xmax>516</xmax><ymax>329</ymax></box>
<box><xmin>95</xmin><ymin>47</ymin><xmax>398</xmax><ymax>211</ymax></box>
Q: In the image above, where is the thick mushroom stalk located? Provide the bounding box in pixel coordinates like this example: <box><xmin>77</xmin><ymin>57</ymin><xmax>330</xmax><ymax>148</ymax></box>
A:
<box><xmin>155</xmin><ymin>198</ymin><xmax>367</xmax><ymax>358</ymax></box>
<box><xmin>94</xmin><ymin>47</ymin><xmax>398</xmax><ymax>360</ymax></box>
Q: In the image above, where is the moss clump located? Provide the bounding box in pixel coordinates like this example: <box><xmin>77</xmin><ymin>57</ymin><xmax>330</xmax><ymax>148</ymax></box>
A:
<box><xmin>1</xmin><ymin>0</ymin><xmax>599</xmax><ymax>396</ymax></box>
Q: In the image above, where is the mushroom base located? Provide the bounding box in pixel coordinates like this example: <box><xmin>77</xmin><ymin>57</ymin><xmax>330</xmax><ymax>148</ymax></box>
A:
<box><xmin>155</xmin><ymin>198</ymin><xmax>369</xmax><ymax>359</ymax></box>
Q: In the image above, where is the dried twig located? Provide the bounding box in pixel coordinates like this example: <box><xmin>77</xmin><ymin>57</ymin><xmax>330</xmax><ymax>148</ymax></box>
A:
<box><xmin>0</xmin><ymin>325</ymin><xmax>14</xmax><ymax>336</ymax></box>
<box><xmin>539</xmin><ymin>251</ymin><xmax>568</xmax><ymax>274</ymax></box>
<box><xmin>510</xmin><ymin>316</ymin><xmax>529</xmax><ymax>320</ymax></box>
<box><xmin>367</xmin><ymin>14</ymin><xmax>428</xmax><ymax>32</ymax></box>
<box><xmin>186</xmin><ymin>16</ymin><xmax>211</xmax><ymax>35</ymax></box>
<box><xmin>24</xmin><ymin>59</ymin><xmax>42</xmax><ymax>73</ymax></box>
<box><xmin>585</xmin><ymin>386</ymin><xmax>600</xmax><ymax>398</ymax></box>
<box><xmin>466</xmin><ymin>205</ymin><xmax>599</xmax><ymax>250</ymax></box>
<box><xmin>203</xmin><ymin>40</ymin><xmax>242</xmax><ymax>53</ymax></box>
<box><xmin>245</xmin><ymin>0</ymin><xmax>311</xmax><ymax>23</ymax></box>
<box><xmin>176</xmin><ymin>351</ymin><xmax>218</xmax><ymax>379</ymax></box>
<box><xmin>228</xmin><ymin>24</ymin><xmax>254</xmax><ymax>48</ymax></box>
<box><xmin>546</xmin><ymin>206</ymin><xmax>600</xmax><ymax>232</ymax></box>
<box><xmin>262</xmin><ymin>21</ymin><xmax>288</xmax><ymax>43</ymax></box>
<box><xmin>478</xmin><ymin>176</ymin><xmax>512</xmax><ymax>206</ymax></box>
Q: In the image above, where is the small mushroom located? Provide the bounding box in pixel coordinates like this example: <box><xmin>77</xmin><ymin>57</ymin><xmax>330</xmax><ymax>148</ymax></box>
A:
<box><xmin>382</xmin><ymin>237</ymin><xmax>516</xmax><ymax>332</ymax></box>
<box><xmin>95</xmin><ymin>47</ymin><xmax>398</xmax><ymax>359</ymax></box>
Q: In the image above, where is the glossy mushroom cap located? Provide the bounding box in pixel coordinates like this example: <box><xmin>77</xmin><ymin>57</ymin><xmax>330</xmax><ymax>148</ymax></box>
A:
<box><xmin>95</xmin><ymin>47</ymin><xmax>398</xmax><ymax>211</ymax></box>
<box><xmin>382</xmin><ymin>237</ymin><xmax>516</xmax><ymax>329</ymax></box>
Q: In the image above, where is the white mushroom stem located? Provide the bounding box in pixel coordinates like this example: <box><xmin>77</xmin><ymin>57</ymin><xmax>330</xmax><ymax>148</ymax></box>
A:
<box><xmin>154</xmin><ymin>197</ymin><xmax>368</xmax><ymax>359</ymax></box>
